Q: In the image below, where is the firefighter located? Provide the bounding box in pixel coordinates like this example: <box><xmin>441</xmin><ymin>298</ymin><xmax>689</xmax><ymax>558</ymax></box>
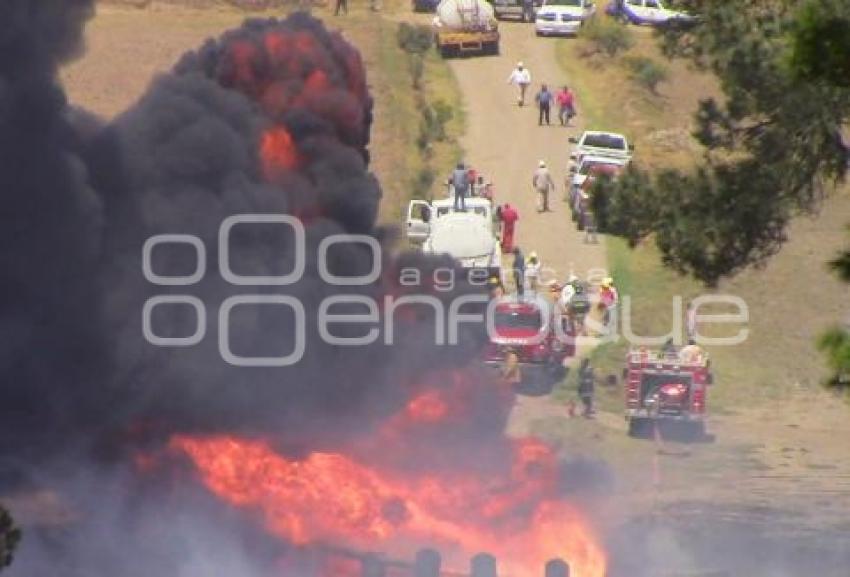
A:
<box><xmin>577</xmin><ymin>358</ymin><xmax>595</xmax><ymax>417</ymax></box>
<box><xmin>566</xmin><ymin>279</ymin><xmax>590</xmax><ymax>334</ymax></box>
<box><xmin>524</xmin><ymin>251</ymin><xmax>542</xmax><ymax>294</ymax></box>
<box><xmin>598</xmin><ymin>277</ymin><xmax>619</xmax><ymax>327</ymax></box>
<box><xmin>679</xmin><ymin>339</ymin><xmax>705</xmax><ymax>364</ymax></box>
<box><xmin>501</xmin><ymin>348</ymin><xmax>522</xmax><ymax>387</ymax></box>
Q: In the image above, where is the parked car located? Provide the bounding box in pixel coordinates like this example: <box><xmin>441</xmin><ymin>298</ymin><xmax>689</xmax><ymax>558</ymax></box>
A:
<box><xmin>534</xmin><ymin>0</ymin><xmax>596</xmax><ymax>36</ymax></box>
<box><xmin>413</xmin><ymin>0</ymin><xmax>441</xmax><ymax>11</ymax></box>
<box><xmin>491</xmin><ymin>0</ymin><xmax>542</xmax><ymax>22</ymax></box>
<box><xmin>605</xmin><ymin>0</ymin><xmax>698</xmax><ymax>28</ymax></box>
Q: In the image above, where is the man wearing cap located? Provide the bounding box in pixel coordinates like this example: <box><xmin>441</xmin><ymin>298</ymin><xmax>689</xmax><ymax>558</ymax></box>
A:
<box><xmin>507</xmin><ymin>62</ymin><xmax>532</xmax><ymax>106</ymax></box>
<box><xmin>532</xmin><ymin>160</ymin><xmax>555</xmax><ymax>212</ymax></box>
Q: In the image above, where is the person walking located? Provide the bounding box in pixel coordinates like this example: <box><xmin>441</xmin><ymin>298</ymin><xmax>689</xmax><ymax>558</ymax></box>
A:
<box><xmin>507</xmin><ymin>62</ymin><xmax>532</xmax><ymax>107</ymax></box>
<box><xmin>533</xmin><ymin>160</ymin><xmax>555</xmax><ymax>212</ymax></box>
<box><xmin>334</xmin><ymin>0</ymin><xmax>348</xmax><ymax>16</ymax></box>
<box><xmin>500</xmin><ymin>203</ymin><xmax>519</xmax><ymax>253</ymax></box>
<box><xmin>556</xmin><ymin>85</ymin><xmax>576</xmax><ymax>126</ymax></box>
<box><xmin>535</xmin><ymin>84</ymin><xmax>553</xmax><ymax>126</ymax></box>
<box><xmin>451</xmin><ymin>162</ymin><xmax>469</xmax><ymax>211</ymax></box>
<box><xmin>577</xmin><ymin>358</ymin><xmax>595</xmax><ymax>418</ymax></box>
<box><xmin>598</xmin><ymin>276</ymin><xmax>619</xmax><ymax>327</ymax></box>
<box><xmin>512</xmin><ymin>246</ymin><xmax>525</xmax><ymax>297</ymax></box>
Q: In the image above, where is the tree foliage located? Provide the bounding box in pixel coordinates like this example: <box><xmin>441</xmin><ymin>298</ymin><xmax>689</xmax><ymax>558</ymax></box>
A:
<box><xmin>599</xmin><ymin>0</ymin><xmax>850</xmax><ymax>286</ymax></box>
<box><xmin>0</xmin><ymin>506</ymin><xmax>21</xmax><ymax>572</ymax></box>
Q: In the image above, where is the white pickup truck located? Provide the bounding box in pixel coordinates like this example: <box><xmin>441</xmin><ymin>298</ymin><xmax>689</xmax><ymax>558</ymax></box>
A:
<box><xmin>405</xmin><ymin>197</ymin><xmax>501</xmax><ymax>277</ymax></box>
<box><xmin>405</xmin><ymin>197</ymin><xmax>495</xmax><ymax>243</ymax></box>
<box><xmin>568</xmin><ymin>130</ymin><xmax>633</xmax><ymax>166</ymax></box>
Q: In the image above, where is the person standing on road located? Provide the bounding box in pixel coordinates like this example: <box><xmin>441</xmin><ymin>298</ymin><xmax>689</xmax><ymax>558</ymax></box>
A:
<box><xmin>334</xmin><ymin>0</ymin><xmax>347</xmax><ymax>16</ymax></box>
<box><xmin>500</xmin><ymin>203</ymin><xmax>519</xmax><ymax>253</ymax></box>
<box><xmin>507</xmin><ymin>62</ymin><xmax>532</xmax><ymax>107</ymax></box>
<box><xmin>556</xmin><ymin>85</ymin><xmax>576</xmax><ymax>126</ymax></box>
<box><xmin>451</xmin><ymin>162</ymin><xmax>469</xmax><ymax>211</ymax></box>
<box><xmin>524</xmin><ymin>252</ymin><xmax>542</xmax><ymax>294</ymax></box>
<box><xmin>512</xmin><ymin>246</ymin><xmax>525</xmax><ymax>297</ymax></box>
<box><xmin>577</xmin><ymin>358</ymin><xmax>595</xmax><ymax>417</ymax></box>
<box><xmin>533</xmin><ymin>160</ymin><xmax>555</xmax><ymax>212</ymax></box>
<box><xmin>535</xmin><ymin>84</ymin><xmax>553</xmax><ymax>126</ymax></box>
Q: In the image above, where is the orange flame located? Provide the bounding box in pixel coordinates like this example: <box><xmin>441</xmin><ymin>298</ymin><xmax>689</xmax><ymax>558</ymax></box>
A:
<box><xmin>171</xmin><ymin>433</ymin><xmax>607</xmax><ymax>577</ymax></box>
<box><xmin>261</xmin><ymin>126</ymin><xmax>301</xmax><ymax>179</ymax></box>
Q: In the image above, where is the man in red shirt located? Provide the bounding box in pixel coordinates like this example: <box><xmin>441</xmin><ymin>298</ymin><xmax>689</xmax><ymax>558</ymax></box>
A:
<box><xmin>500</xmin><ymin>203</ymin><xmax>519</xmax><ymax>253</ymax></box>
<box><xmin>556</xmin><ymin>85</ymin><xmax>576</xmax><ymax>127</ymax></box>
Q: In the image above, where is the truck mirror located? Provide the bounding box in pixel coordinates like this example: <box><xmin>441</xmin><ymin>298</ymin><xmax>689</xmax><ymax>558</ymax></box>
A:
<box><xmin>569</xmin><ymin>166</ymin><xmax>577</xmax><ymax>173</ymax></box>
<box><xmin>568</xmin><ymin>137</ymin><xmax>578</xmax><ymax>144</ymax></box>
<box><xmin>706</xmin><ymin>372</ymin><xmax>714</xmax><ymax>385</ymax></box>
<box><xmin>629</xmin><ymin>144</ymin><xmax>635</xmax><ymax>151</ymax></box>
<box><xmin>621</xmin><ymin>367</ymin><xmax>628</xmax><ymax>380</ymax></box>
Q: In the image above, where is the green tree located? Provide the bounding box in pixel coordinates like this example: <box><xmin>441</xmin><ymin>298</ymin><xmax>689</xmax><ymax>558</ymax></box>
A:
<box><xmin>0</xmin><ymin>506</ymin><xmax>21</xmax><ymax>571</ymax></box>
<box><xmin>597</xmin><ymin>0</ymin><xmax>850</xmax><ymax>383</ymax></box>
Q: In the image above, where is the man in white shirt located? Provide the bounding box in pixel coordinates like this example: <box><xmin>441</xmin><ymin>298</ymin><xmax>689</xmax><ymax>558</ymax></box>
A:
<box><xmin>507</xmin><ymin>61</ymin><xmax>532</xmax><ymax>106</ymax></box>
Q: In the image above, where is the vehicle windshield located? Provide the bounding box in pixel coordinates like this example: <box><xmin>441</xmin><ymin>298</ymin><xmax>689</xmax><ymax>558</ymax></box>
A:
<box><xmin>494</xmin><ymin>310</ymin><xmax>543</xmax><ymax>330</ymax></box>
<box><xmin>582</xmin><ymin>134</ymin><xmax>627</xmax><ymax>150</ymax></box>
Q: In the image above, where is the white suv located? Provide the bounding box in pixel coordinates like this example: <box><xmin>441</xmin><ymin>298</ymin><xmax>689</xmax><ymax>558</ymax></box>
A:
<box><xmin>535</xmin><ymin>0</ymin><xmax>596</xmax><ymax>37</ymax></box>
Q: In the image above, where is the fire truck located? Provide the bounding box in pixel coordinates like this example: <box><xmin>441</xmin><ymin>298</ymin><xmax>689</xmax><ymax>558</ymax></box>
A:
<box><xmin>483</xmin><ymin>300</ymin><xmax>575</xmax><ymax>381</ymax></box>
<box><xmin>624</xmin><ymin>347</ymin><xmax>713</xmax><ymax>438</ymax></box>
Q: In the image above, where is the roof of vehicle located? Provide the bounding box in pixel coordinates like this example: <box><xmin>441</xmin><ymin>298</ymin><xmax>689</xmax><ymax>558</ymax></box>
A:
<box><xmin>426</xmin><ymin>215</ymin><xmax>494</xmax><ymax>257</ymax></box>
<box><xmin>579</xmin><ymin>131</ymin><xmax>629</xmax><ymax>149</ymax></box>
<box><xmin>431</xmin><ymin>196</ymin><xmax>491</xmax><ymax>207</ymax></box>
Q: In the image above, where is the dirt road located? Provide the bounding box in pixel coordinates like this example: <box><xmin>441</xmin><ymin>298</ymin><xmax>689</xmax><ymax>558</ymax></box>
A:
<box><xmin>448</xmin><ymin>24</ymin><xmax>607</xmax><ymax>282</ymax></box>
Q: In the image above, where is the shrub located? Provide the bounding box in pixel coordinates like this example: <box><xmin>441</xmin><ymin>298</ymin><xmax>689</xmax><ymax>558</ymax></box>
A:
<box><xmin>412</xmin><ymin>167</ymin><xmax>436</xmax><ymax>199</ymax></box>
<box><xmin>624</xmin><ymin>55</ymin><xmax>669</xmax><ymax>94</ymax></box>
<box><xmin>397</xmin><ymin>23</ymin><xmax>433</xmax><ymax>55</ymax></box>
<box><xmin>581</xmin><ymin>18</ymin><xmax>634</xmax><ymax>57</ymax></box>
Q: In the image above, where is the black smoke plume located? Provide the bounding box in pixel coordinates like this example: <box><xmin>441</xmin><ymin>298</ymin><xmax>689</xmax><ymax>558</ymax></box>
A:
<box><xmin>1</xmin><ymin>6</ymin><xmax>491</xmax><ymax>576</ymax></box>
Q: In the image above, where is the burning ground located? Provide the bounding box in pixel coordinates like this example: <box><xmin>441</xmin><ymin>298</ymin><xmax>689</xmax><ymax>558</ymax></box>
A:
<box><xmin>0</xmin><ymin>3</ymin><xmax>605</xmax><ymax>576</ymax></box>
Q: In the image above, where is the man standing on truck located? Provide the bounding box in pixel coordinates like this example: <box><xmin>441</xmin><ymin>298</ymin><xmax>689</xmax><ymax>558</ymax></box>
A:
<box><xmin>507</xmin><ymin>62</ymin><xmax>532</xmax><ymax>106</ymax></box>
<box><xmin>451</xmin><ymin>162</ymin><xmax>469</xmax><ymax>211</ymax></box>
<box><xmin>533</xmin><ymin>160</ymin><xmax>555</xmax><ymax>212</ymax></box>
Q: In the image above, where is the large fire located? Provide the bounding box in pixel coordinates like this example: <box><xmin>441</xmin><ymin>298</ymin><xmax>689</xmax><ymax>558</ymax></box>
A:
<box><xmin>163</xmin><ymin>17</ymin><xmax>607</xmax><ymax>577</ymax></box>
<box><xmin>170</xmin><ymin>378</ymin><xmax>607</xmax><ymax>577</ymax></box>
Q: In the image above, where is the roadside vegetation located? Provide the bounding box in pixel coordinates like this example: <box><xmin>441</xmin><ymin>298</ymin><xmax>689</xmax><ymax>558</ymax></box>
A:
<box><xmin>553</xmin><ymin>16</ymin><xmax>850</xmax><ymax>411</ymax></box>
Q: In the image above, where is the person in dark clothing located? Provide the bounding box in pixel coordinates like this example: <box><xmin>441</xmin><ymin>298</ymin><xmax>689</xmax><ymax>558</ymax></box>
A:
<box><xmin>451</xmin><ymin>162</ymin><xmax>469</xmax><ymax>211</ymax></box>
<box><xmin>577</xmin><ymin>358</ymin><xmax>595</xmax><ymax>417</ymax></box>
<box><xmin>522</xmin><ymin>0</ymin><xmax>535</xmax><ymax>21</ymax></box>
<box><xmin>512</xmin><ymin>246</ymin><xmax>525</xmax><ymax>297</ymax></box>
<box><xmin>334</xmin><ymin>0</ymin><xmax>348</xmax><ymax>16</ymax></box>
<box><xmin>535</xmin><ymin>84</ymin><xmax>553</xmax><ymax>126</ymax></box>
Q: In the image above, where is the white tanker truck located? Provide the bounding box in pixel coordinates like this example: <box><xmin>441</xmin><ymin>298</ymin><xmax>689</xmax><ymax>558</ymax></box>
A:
<box><xmin>432</xmin><ymin>0</ymin><xmax>500</xmax><ymax>57</ymax></box>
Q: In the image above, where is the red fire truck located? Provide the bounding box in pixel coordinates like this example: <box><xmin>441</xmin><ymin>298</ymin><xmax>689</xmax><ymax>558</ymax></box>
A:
<box><xmin>484</xmin><ymin>300</ymin><xmax>575</xmax><ymax>380</ymax></box>
<box><xmin>624</xmin><ymin>347</ymin><xmax>713</xmax><ymax>438</ymax></box>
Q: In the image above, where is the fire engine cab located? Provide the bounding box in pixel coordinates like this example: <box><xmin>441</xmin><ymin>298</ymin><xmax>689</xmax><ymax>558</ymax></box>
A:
<box><xmin>624</xmin><ymin>347</ymin><xmax>713</xmax><ymax>438</ymax></box>
<box><xmin>484</xmin><ymin>300</ymin><xmax>575</xmax><ymax>381</ymax></box>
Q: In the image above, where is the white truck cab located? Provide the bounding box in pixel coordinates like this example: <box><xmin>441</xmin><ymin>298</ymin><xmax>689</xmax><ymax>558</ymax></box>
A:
<box><xmin>405</xmin><ymin>196</ymin><xmax>494</xmax><ymax>243</ymax></box>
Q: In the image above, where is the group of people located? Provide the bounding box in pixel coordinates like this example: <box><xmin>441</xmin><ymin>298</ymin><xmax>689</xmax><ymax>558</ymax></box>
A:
<box><xmin>448</xmin><ymin>162</ymin><xmax>493</xmax><ymax>211</ymax></box>
<box><xmin>507</xmin><ymin>62</ymin><xmax>577</xmax><ymax>126</ymax></box>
